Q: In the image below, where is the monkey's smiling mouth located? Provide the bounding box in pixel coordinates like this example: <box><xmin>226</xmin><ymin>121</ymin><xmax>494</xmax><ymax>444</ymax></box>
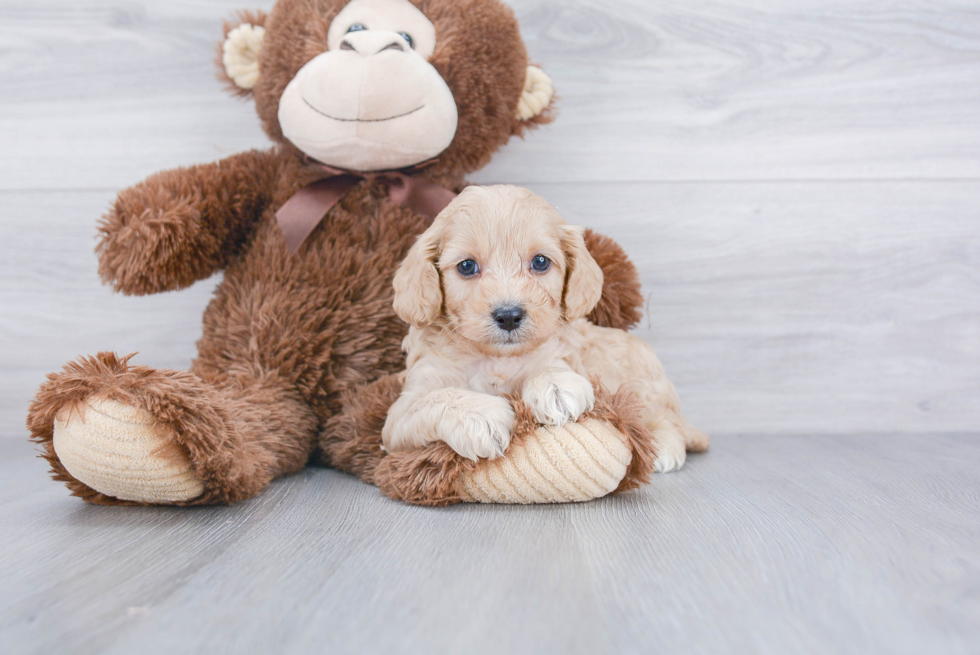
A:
<box><xmin>303</xmin><ymin>98</ymin><xmax>426</xmax><ymax>123</ymax></box>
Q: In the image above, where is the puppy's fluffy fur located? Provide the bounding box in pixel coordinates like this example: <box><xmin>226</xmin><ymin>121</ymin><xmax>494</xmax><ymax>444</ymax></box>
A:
<box><xmin>383</xmin><ymin>186</ymin><xmax>708</xmax><ymax>470</ymax></box>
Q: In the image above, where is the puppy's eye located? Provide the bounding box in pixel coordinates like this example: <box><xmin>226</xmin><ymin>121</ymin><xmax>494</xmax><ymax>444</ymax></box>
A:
<box><xmin>530</xmin><ymin>255</ymin><xmax>551</xmax><ymax>273</ymax></box>
<box><xmin>398</xmin><ymin>32</ymin><xmax>414</xmax><ymax>48</ymax></box>
<box><xmin>457</xmin><ymin>259</ymin><xmax>479</xmax><ymax>277</ymax></box>
<box><xmin>346</xmin><ymin>23</ymin><xmax>368</xmax><ymax>33</ymax></box>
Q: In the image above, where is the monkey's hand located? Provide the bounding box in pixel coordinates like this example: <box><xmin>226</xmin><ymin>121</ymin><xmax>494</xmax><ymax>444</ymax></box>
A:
<box><xmin>97</xmin><ymin>149</ymin><xmax>280</xmax><ymax>295</ymax></box>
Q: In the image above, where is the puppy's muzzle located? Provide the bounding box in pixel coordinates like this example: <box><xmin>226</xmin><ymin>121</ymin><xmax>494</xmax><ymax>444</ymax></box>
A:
<box><xmin>491</xmin><ymin>305</ymin><xmax>526</xmax><ymax>332</ymax></box>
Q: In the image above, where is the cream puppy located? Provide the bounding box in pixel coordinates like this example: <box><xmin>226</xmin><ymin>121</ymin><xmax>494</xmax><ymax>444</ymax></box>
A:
<box><xmin>382</xmin><ymin>185</ymin><xmax>708</xmax><ymax>471</ymax></box>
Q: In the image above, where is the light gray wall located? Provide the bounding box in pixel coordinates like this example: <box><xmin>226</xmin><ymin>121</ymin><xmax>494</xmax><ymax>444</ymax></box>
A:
<box><xmin>1</xmin><ymin>0</ymin><xmax>977</xmax><ymax>436</ymax></box>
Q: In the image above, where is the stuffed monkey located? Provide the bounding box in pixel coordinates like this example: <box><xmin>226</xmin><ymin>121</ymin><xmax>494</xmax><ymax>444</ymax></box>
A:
<box><xmin>27</xmin><ymin>0</ymin><xmax>655</xmax><ymax>506</ymax></box>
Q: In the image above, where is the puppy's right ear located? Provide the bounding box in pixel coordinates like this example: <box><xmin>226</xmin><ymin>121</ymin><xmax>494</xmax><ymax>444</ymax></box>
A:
<box><xmin>393</xmin><ymin>221</ymin><xmax>446</xmax><ymax>328</ymax></box>
<box><xmin>561</xmin><ymin>225</ymin><xmax>605</xmax><ymax>322</ymax></box>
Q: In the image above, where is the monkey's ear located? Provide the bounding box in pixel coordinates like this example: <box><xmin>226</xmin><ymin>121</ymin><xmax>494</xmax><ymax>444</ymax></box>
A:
<box><xmin>392</xmin><ymin>219</ymin><xmax>448</xmax><ymax>328</ymax></box>
<box><xmin>516</xmin><ymin>65</ymin><xmax>555</xmax><ymax>122</ymax></box>
<box><xmin>217</xmin><ymin>11</ymin><xmax>268</xmax><ymax>97</ymax></box>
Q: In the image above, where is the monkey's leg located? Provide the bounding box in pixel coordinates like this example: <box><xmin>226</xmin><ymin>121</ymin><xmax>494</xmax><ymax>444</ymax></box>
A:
<box><xmin>27</xmin><ymin>352</ymin><xmax>318</xmax><ymax>505</ymax></box>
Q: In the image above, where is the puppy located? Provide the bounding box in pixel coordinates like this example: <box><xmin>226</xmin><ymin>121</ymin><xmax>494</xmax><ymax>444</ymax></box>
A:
<box><xmin>382</xmin><ymin>185</ymin><xmax>708</xmax><ymax>472</ymax></box>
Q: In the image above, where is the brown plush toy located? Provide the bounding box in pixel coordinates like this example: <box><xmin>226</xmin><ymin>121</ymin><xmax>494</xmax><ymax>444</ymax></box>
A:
<box><xmin>27</xmin><ymin>0</ymin><xmax>660</xmax><ymax>506</ymax></box>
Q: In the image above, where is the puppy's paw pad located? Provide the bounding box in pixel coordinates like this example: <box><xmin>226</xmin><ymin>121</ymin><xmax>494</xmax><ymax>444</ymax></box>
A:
<box><xmin>523</xmin><ymin>372</ymin><xmax>595</xmax><ymax>427</ymax></box>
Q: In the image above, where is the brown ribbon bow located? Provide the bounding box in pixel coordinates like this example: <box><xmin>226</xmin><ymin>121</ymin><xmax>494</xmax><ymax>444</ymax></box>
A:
<box><xmin>275</xmin><ymin>160</ymin><xmax>458</xmax><ymax>253</ymax></box>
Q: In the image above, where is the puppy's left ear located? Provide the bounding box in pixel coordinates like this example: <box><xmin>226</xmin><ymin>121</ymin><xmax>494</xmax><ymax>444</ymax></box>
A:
<box><xmin>561</xmin><ymin>225</ymin><xmax>605</xmax><ymax>322</ymax></box>
<box><xmin>393</xmin><ymin>221</ymin><xmax>447</xmax><ymax>328</ymax></box>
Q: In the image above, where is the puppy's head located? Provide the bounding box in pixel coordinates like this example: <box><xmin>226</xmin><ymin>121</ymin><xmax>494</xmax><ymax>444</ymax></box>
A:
<box><xmin>393</xmin><ymin>185</ymin><xmax>604</xmax><ymax>355</ymax></box>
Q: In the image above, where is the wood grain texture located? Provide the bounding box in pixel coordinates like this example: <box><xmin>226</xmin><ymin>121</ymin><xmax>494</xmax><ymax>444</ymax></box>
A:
<box><xmin>528</xmin><ymin>181</ymin><xmax>980</xmax><ymax>435</ymax></box>
<box><xmin>1</xmin><ymin>434</ymin><xmax>977</xmax><ymax>654</ymax></box>
<box><xmin>2</xmin><ymin>0</ymin><xmax>980</xmax><ymax>190</ymax></box>
<box><xmin>479</xmin><ymin>0</ymin><xmax>980</xmax><ymax>184</ymax></box>
<box><xmin>3</xmin><ymin>182</ymin><xmax>977</xmax><ymax>436</ymax></box>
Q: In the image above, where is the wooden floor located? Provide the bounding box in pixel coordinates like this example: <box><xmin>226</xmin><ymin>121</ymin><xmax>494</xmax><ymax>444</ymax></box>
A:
<box><xmin>2</xmin><ymin>434</ymin><xmax>978</xmax><ymax>654</ymax></box>
<box><xmin>1</xmin><ymin>0</ymin><xmax>979</xmax><ymax>653</ymax></box>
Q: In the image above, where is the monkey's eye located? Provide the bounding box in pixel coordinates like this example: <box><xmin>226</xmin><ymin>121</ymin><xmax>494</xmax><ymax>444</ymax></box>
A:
<box><xmin>457</xmin><ymin>259</ymin><xmax>479</xmax><ymax>277</ymax></box>
<box><xmin>346</xmin><ymin>23</ymin><xmax>367</xmax><ymax>33</ymax></box>
<box><xmin>531</xmin><ymin>255</ymin><xmax>551</xmax><ymax>273</ymax></box>
<box><xmin>398</xmin><ymin>32</ymin><xmax>414</xmax><ymax>48</ymax></box>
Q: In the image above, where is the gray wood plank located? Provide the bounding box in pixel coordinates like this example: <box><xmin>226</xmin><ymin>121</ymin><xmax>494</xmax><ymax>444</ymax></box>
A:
<box><xmin>1</xmin><ymin>433</ymin><xmax>977</xmax><ymax>655</ymax></box>
<box><xmin>3</xmin><ymin>181</ymin><xmax>977</xmax><ymax>437</ymax></box>
<box><xmin>2</xmin><ymin>0</ymin><xmax>979</xmax><ymax>190</ymax></box>
<box><xmin>527</xmin><ymin>180</ymin><xmax>980</xmax><ymax>435</ymax></box>
<box><xmin>0</xmin><ymin>189</ymin><xmax>219</xmax><ymax>437</ymax></box>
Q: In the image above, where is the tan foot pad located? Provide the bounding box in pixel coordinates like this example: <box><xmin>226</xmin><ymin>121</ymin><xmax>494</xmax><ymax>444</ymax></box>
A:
<box><xmin>458</xmin><ymin>418</ymin><xmax>633</xmax><ymax>504</ymax></box>
<box><xmin>53</xmin><ymin>398</ymin><xmax>204</xmax><ymax>504</ymax></box>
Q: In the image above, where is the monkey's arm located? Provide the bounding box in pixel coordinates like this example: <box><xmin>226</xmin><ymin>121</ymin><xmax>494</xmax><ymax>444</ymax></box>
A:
<box><xmin>97</xmin><ymin>149</ymin><xmax>280</xmax><ymax>295</ymax></box>
<box><xmin>583</xmin><ymin>229</ymin><xmax>645</xmax><ymax>331</ymax></box>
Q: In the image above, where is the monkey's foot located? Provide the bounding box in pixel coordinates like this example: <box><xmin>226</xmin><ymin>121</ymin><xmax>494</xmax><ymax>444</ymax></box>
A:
<box><xmin>53</xmin><ymin>398</ymin><xmax>204</xmax><ymax>504</ymax></box>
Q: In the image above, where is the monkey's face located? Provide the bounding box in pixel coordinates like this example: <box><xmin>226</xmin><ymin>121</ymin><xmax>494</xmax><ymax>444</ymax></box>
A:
<box><xmin>277</xmin><ymin>0</ymin><xmax>458</xmax><ymax>172</ymax></box>
<box><xmin>219</xmin><ymin>0</ymin><xmax>556</xmax><ymax>177</ymax></box>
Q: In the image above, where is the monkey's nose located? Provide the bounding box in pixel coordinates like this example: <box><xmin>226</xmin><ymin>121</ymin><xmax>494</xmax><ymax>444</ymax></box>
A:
<box><xmin>340</xmin><ymin>33</ymin><xmax>406</xmax><ymax>56</ymax></box>
<box><xmin>492</xmin><ymin>306</ymin><xmax>526</xmax><ymax>332</ymax></box>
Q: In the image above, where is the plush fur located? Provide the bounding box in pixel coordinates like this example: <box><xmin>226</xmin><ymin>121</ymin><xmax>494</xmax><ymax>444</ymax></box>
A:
<box><xmin>27</xmin><ymin>0</ymin><xmax>645</xmax><ymax>505</ymax></box>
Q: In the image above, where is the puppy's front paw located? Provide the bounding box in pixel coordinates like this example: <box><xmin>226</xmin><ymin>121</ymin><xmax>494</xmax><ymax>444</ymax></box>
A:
<box><xmin>522</xmin><ymin>372</ymin><xmax>595</xmax><ymax>427</ymax></box>
<box><xmin>441</xmin><ymin>396</ymin><xmax>516</xmax><ymax>461</ymax></box>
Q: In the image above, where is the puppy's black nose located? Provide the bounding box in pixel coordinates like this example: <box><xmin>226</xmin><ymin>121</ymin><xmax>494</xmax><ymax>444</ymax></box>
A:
<box><xmin>492</xmin><ymin>306</ymin><xmax>525</xmax><ymax>332</ymax></box>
